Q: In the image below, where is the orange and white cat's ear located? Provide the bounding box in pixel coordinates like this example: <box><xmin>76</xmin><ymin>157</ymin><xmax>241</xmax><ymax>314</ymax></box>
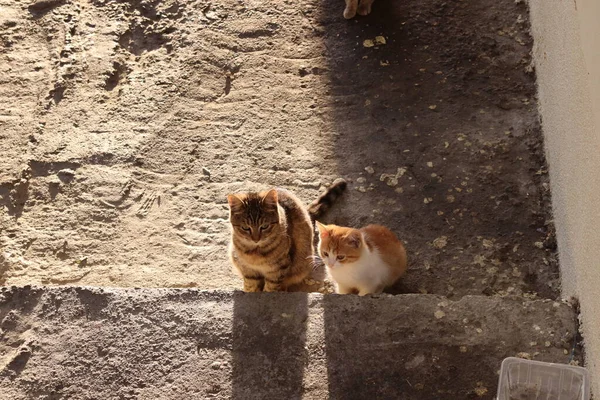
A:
<box><xmin>227</xmin><ymin>194</ymin><xmax>244</xmax><ymax>212</ymax></box>
<box><xmin>315</xmin><ymin>221</ymin><xmax>329</xmax><ymax>238</ymax></box>
<box><xmin>347</xmin><ymin>231</ymin><xmax>362</xmax><ymax>248</ymax></box>
<box><xmin>262</xmin><ymin>189</ymin><xmax>278</xmax><ymax>207</ymax></box>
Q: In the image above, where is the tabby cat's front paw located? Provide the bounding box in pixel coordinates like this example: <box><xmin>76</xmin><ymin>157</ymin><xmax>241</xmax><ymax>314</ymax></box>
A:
<box><xmin>243</xmin><ymin>277</ymin><xmax>263</xmax><ymax>292</ymax></box>
<box><xmin>263</xmin><ymin>280</ymin><xmax>285</xmax><ymax>292</ymax></box>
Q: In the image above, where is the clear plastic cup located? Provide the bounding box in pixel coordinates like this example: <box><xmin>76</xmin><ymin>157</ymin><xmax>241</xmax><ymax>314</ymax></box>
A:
<box><xmin>496</xmin><ymin>357</ymin><xmax>590</xmax><ymax>400</ymax></box>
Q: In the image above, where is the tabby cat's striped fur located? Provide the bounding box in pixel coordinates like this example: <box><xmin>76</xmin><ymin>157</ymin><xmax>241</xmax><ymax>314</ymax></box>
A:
<box><xmin>227</xmin><ymin>179</ymin><xmax>346</xmax><ymax>292</ymax></box>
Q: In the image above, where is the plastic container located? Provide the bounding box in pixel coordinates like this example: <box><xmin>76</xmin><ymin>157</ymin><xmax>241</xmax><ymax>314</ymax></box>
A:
<box><xmin>496</xmin><ymin>357</ymin><xmax>590</xmax><ymax>400</ymax></box>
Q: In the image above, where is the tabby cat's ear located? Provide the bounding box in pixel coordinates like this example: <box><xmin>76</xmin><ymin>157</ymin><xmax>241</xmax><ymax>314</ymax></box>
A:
<box><xmin>315</xmin><ymin>221</ymin><xmax>329</xmax><ymax>238</ymax></box>
<box><xmin>262</xmin><ymin>189</ymin><xmax>278</xmax><ymax>207</ymax></box>
<box><xmin>227</xmin><ymin>194</ymin><xmax>244</xmax><ymax>212</ymax></box>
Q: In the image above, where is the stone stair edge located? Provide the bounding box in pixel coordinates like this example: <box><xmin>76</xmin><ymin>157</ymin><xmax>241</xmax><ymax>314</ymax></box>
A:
<box><xmin>0</xmin><ymin>284</ymin><xmax>576</xmax><ymax>309</ymax></box>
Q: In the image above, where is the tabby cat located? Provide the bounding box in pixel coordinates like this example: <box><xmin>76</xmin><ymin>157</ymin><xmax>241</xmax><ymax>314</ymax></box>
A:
<box><xmin>227</xmin><ymin>179</ymin><xmax>346</xmax><ymax>292</ymax></box>
<box><xmin>344</xmin><ymin>0</ymin><xmax>375</xmax><ymax>19</ymax></box>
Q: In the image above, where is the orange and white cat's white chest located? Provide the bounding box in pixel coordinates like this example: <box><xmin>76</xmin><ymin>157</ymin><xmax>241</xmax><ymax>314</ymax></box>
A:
<box><xmin>329</xmin><ymin>251</ymin><xmax>390</xmax><ymax>287</ymax></box>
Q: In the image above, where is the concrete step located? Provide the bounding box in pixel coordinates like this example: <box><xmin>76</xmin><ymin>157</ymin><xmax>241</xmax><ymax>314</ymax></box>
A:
<box><xmin>0</xmin><ymin>286</ymin><xmax>579</xmax><ymax>399</ymax></box>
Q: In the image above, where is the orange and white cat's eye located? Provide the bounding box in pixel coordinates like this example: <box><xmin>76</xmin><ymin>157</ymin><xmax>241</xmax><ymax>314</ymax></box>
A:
<box><xmin>323</xmin><ymin>251</ymin><xmax>329</xmax><ymax>257</ymax></box>
<box><xmin>337</xmin><ymin>255</ymin><xmax>345</xmax><ymax>261</ymax></box>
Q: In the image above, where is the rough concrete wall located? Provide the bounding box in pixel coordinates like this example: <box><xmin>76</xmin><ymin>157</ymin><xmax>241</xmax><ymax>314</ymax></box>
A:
<box><xmin>528</xmin><ymin>0</ymin><xmax>600</xmax><ymax>394</ymax></box>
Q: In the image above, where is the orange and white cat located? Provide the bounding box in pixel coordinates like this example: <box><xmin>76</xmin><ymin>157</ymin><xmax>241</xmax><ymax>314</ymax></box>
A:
<box><xmin>316</xmin><ymin>222</ymin><xmax>407</xmax><ymax>295</ymax></box>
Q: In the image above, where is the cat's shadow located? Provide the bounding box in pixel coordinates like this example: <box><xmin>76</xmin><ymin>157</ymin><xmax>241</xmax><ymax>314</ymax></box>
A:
<box><xmin>386</xmin><ymin>279</ymin><xmax>419</xmax><ymax>295</ymax></box>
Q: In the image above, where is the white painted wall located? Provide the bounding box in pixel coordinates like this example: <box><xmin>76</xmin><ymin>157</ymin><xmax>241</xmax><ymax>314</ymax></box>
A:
<box><xmin>528</xmin><ymin>0</ymin><xmax>600</xmax><ymax>395</ymax></box>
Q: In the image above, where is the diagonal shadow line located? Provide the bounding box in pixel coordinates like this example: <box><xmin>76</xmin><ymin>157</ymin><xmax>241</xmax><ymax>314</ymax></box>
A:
<box><xmin>231</xmin><ymin>291</ymin><xmax>308</xmax><ymax>400</ymax></box>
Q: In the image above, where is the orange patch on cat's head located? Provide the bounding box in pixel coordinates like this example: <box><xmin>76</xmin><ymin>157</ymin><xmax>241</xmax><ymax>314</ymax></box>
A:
<box><xmin>316</xmin><ymin>222</ymin><xmax>363</xmax><ymax>267</ymax></box>
<box><xmin>315</xmin><ymin>221</ymin><xmax>329</xmax><ymax>238</ymax></box>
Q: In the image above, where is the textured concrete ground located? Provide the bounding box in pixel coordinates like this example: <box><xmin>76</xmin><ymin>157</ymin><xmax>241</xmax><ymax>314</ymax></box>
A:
<box><xmin>0</xmin><ymin>0</ymin><xmax>559</xmax><ymax>299</ymax></box>
<box><xmin>0</xmin><ymin>287</ymin><xmax>580</xmax><ymax>400</ymax></box>
<box><xmin>0</xmin><ymin>0</ymin><xmax>585</xmax><ymax>398</ymax></box>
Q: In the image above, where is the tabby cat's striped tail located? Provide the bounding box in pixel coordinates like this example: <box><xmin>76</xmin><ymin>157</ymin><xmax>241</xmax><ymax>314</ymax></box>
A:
<box><xmin>307</xmin><ymin>178</ymin><xmax>347</xmax><ymax>221</ymax></box>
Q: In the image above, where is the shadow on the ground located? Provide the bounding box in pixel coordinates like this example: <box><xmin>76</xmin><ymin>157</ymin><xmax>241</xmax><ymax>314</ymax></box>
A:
<box><xmin>314</xmin><ymin>0</ymin><xmax>554</xmax><ymax>398</ymax></box>
<box><xmin>315</xmin><ymin>0</ymin><xmax>555</xmax><ymax>299</ymax></box>
<box><xmin>231</xmin><ymin>291</ymin><xmax>308</xmax><ymax>399</ymax></box>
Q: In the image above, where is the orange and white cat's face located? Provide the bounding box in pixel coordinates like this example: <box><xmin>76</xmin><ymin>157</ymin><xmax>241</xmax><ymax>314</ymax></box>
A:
<box><xmin>315</xmin><ymin>222</ymin><xmax>362</xmax><ymax>269</ymax></box>
<box><xmin>227</xmin><ymin>189</ymin><xmax>281</xmax><ymax>244</ymax></box>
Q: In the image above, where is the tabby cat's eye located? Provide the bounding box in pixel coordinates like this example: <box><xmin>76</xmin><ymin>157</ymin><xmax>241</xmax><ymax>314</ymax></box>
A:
<box><xmin>337</xmin><ymin>255</ymin><xmax>345</xmax><ymax>260</ymax></box>
<box><xmin>260</xmin><ymin>224</ymin><xmax>270</xmax><ymax>231</ymax></box>
<box><xmin>241</xmin><ymin>227</ymin><xmax>251</xmax><ymax>232</ymax></box>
